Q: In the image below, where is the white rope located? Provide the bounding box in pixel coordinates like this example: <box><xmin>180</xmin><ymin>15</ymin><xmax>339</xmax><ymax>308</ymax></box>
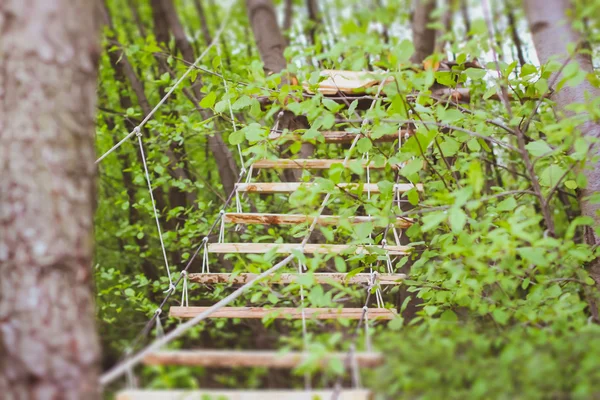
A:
<box><xmin>180</xmin><ymin>271</ymin><xmax>189</xmax><ymax>307</ymax></box>
<box><xmin>136</xmin><ymin>129</ymin><xmax>173</xmax><ymax>290</ymax></box>
<box><xmin>235</xmin><ymin>190</ymin><xmax>243</xmax><ymax>214</ymax></box>
<box><xmin>363</xmin><ymin>306</ymin><xmax>372</xmax><ymax>352</ymax></box>
<box><xmin>245</xmin><ymin>164</ymin><xmax>254</xmax><ymax>184</ymax></box>
<box><xmin>100</xmin><ymin>253</ymin><xmax>297</xmax><ymax>386</ymax></box>
<box><xmin>101</xmin><ymin>71</ymin><xmax>389</xmax><ymax>389</ymax></box>
<box><xmin>296</xmin><ymin>259</ymin><xmax>311</xmax><ymax>390</ymax></box>
<box><xmin>349</xmin><ymin>343</ymin><xmax>361</xmax><ymax>388</ymax></box>
<box><xmin>393</xmin><ymin>227</ymin><xmax>402</xmax><ymax>246</ymax></box>
<box><xmin>124</xmin><ymin>347</ymin><xmax>137</xmax><ymax>389</ymax></box>
<box><xmin>219</xmin><ymin>46</ymin><xmax>247</xmax><ymax>176</ymax></box>
<box><xmin>154</xmin><ymin>309</ymin><xmax>164</xmax><ymax>338</ymax></box>
<box><xmin>95</xmin><ymin>8</ymin><xmax>233</xmax><ymax>164</ymax></box>
<box><xmin>201</xmin><ymin>237</ymin><xmax>210</xmax><ymax>273</ymax></box>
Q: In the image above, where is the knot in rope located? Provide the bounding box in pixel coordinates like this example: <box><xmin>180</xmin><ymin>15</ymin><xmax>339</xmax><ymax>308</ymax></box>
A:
<box><xmin>381</xmin><ymin>238</ymin><xmax>387</xmax><ymax>246</ymax></box>
<box><xmin>202</xmin><ymin>236</ymin><xmax>209</xmax><ymax>243</ymax></box>
<box><xmin>180</xmin><ymin>270</ymin><xmax>188</xmax><ymax>277</ymax></box>
<box><xmin>133</xmin><ymin>126</ymin><xmax>142</xmax><ymax>137</ymax></box>
<box><xmin>163</xmin><ymin>282</ymin><xmax>176</xmax><ymax>294</ymax></box>
<box><xmin>154</xmin><ymin>308</ymin><xmax>162</xmax><ymax>316</ymax></box>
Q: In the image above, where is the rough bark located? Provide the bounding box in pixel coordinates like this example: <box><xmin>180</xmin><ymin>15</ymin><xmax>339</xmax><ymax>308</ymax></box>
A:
<box><xmin>246</xmin><ymin>0</ymin><xmax>315</xmax><ymax>181</ymax></box>
<box><xmin>193</xmin><ymin>0</ymin><xmax>213</xmax><ymax>45</ymax></box>
<box><xmin>507</xmin><ymin>7</ymin><xmax>526</xmax><ymax>66</ymax></box>
<box><xmin>283</xmin><ymin>0</ymin><xmax>294</xmax><ymax>34</ymax></box>
<box><xmin>523</xmin><ymin>0</ymin><xmax>600</xmax><ymax>294</ymax></box>
<box><xmin>157</xmin><ymin>0</ymin><xmax>239</xmax><ymax>195</ymax></box>
<box><xmin>246</xmin><ymin>0</ymin><xmax>288</xmax><ymax>74</ymax></box>
<box><xmin>306</xmin><ymin>0</ymin><xmax>321</xmax><ymax>45</ymax></box>
<box><xmin>410</xmin><ymin>0</ymin><xmax>437</xmax><ymax>64</ymax></box>
<box><xmin>0</xmin><ymin>0</ymin><xmax>101</xmax><ymax>398</ymax></box>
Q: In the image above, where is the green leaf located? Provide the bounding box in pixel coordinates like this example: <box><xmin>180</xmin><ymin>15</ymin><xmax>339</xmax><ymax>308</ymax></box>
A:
<box><xmin>421</xmin><ymin>212</ymin><xmax>447</xmax><ymax>232</ymax></box>
<box><xmin>540</xmin><ymin>165</ymin><xmax>566</xmax><ymax>187</ymax></box>
<box><xmin>497</xmin><ymin>197</ymin><xmax>517</xmax><ymax>211</ymax></box>
<box><xmin>517</xmin><ymin>247</ymin><xmax>549</xmax><ymax>267</ymax></box>
<box><xmin>199</xmin><ymin>91</ymin><xmax>217</xmax><ymax>109</ymax></box>
<box><xmin>232</xmin><ymin>95</ymin><xmax>253</xmax><ymax>111</ymax></box>
<box><xmin>357</xmin><ymin>137</ymin><xmax>372</xmax><ymax>153</ymax></box>
<box><xmin>448</xmin><ymin>208</ymin><xmax>467</xmax><ymax>233</ymax></box>
<box><xmin>400</xmin><ymin>159</ymin><xmax>423</xmax><ymax>178</ymax></box>
<box><xmin>525</xmin><ymin>140</ymin><xmax>553</xmax><ymax>157</ymax></box>
<box><xmin>464</xmin><ymin>68</ymin><xmax>486</xmax><ymax>80</ymax></box>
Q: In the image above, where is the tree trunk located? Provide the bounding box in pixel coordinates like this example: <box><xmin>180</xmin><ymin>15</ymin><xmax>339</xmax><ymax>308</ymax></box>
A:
<box><xmin>410</xmin><ymin>0</ymin><xmax>437</xmax><ymax>64</ymax></box>
<box><xmin>0</xmin><ymin>1</ymin><xmax>101</xmax><ymax>398</ymax></box>
<box><xmin>157</xmin><ymin>0</ymin><xmax>239</xmax><ymax>195</ymax></box>
<box><xmin>246</xmin><ymin>0</ymin><xmax>288</xmax><ymax>74</ymax></box>
<box><xmin>246</xmin><ymin>0</ymin><xmax>314</xmax><ymax>181</ymax></box>
<box><xmin>523</xmin><ymin>0</ymin><xmax>600</xmax><ymax>293</ymax></box>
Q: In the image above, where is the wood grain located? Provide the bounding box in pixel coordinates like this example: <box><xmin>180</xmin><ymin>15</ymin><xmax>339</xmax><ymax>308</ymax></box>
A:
<box><xmin>117</xmin><ymin>389</ymin><xmax>374</xmax><ymax>400</ymax></box>
<box><xmin>169</xmin><ymin>307</ymin><xmax>397</xmax><ymax>320</ymax></box>
<box><xmin>223</xmin><ymin>213</ymin><xmax>413</xmax><ymax>228</ymax></box>
<box><xmin>188</xmin><ymin>272</ymin><xmax>406</xmax><ymax>285</ymax></box>
<box><xmin>143</xmin><ymin>350</ymin><xmax>384</xmax><ymax>368</ymax></box>
<box><xmin>207</xmin><ymin>243</ymin><xmax>410</xmax><ymax>255</ymax></box>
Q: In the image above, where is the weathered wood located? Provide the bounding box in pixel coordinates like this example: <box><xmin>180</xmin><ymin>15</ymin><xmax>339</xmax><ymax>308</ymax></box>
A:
<box><xmin>188</xmin><ymin>272</ymin><xmax>406</xmax><ymax>285</ymax></box>
<box><xmin>117</xmin><ymin>389</ymin><xmax>373</xmax><ymax>400</ymax></box>
<box><xmin>170</xmin><ymin>307</ymin><xmax>397</xmax><ymax>320</ymax></box>
<box><xmin>269</xmin><ymin>130</ymin><xmax>406</xmax><ymax>143</ymax></box>
<box><xmin>252</xmin><ymin>159</ymin><xmax>401</xmax><ymax>169</ymax></box>
<box><xmin>303</xmin><ymin>70</ymin><xmax>395</xmax><ymax>95</ymax></box>
<box><xmin>223</xmin><ymin>213</ymin><xmax>413</xmax><ymax>228</ymax></box>
<box><xmin>235</xmin><ymin>182</ymin><xmax>421</xmax><ymax>193</ymax></box>
<box><xmin>143</xmin><ymin>350</ymin><xmax>384</xmax><ymax>368</ymax></box>
<box><xmin>207</xmin><ymin>243</ymin><xmax>410</xmax><ymax>255</ymax></box>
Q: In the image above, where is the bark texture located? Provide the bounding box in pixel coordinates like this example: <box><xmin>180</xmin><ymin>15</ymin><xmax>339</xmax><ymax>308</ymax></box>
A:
<box><xmin>523</xmin><ymin>0</ymin><xmax>600</xmax><ymax>286</ymax></box>
<box><xmin>411</xmin><ymin>0</ymin><xmax>437</xmax><ymax>64</ymax></box>
<box><xmin>0</xmin><ymin>0</ymin><xmax>101</xmax><ymax>398</ymax></box>
<box><xmin>246</xmin><ymin>0</ymin><xmax>287</xmax><ymax>74</ymax></box>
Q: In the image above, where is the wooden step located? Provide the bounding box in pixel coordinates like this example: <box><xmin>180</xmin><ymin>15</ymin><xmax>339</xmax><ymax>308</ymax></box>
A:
<box><xmin>269</xmin><ymin>130</ymin><xmax>404</xmax><ymax>143</ymax></box>
<box><xmin>117</xmin><ymin>389</ymin><xmax>373</xmax><ymax>400</ymax></box>
<box><xmin>170</xmin><ymin>307</ymin><xmax>397</xmax><ymax>320</ymax></box>
<box><xmin>235</xmin><ymin>182</ymin><xmax>421</xmax><ymax>194</ymax></box>
<box><xmin>252</xmin><ymin>159</ymin><xmax>400</xmax><ymax>169</ymax></box>
<box><xmin>223</xmin><ymin>213</ymin><xmax>413</xmax><ymax>228</ymax></box>
<box><xmin>188</xmin><ymin>272</ymin><xmax>406</xmax><ymax>285</ymax></box>
<box><xmin>143</xmin><ymin>350</ymin><xmax>384</xmax><ymax>368</ymax></box>
<box><xmin>207</xmin><ymin>243</ymin><xmax>410</xmax><ymax>255</ymax></box>
<box><xmin>303</xmin><ymin>69</ymin><xmax>394</xmax><ymax>95</ymax></box>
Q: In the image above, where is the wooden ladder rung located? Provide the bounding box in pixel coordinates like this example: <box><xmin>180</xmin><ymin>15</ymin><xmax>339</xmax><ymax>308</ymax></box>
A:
<box><xmin>207</xmin><ymin>243</ymin><xmax>410</xmax><ymax>255</ymax></box>
<box><xmin>235</xmin><ymin>182</ymin><xmax>421</xmax><ymax>193</ymax></box>
<box><xmin>170</xmin><ymin>306</ymin><xmax>397</xmax><ymax>320</ymax></box>
<box><xmin>223</xmin><ymin>213</ymin><xmax>413</xmax><ymax>228</ymax></box>
<box><xmin>117</xmin><ymin>389</ymin><xmax>373</xmax><ymax>400</ymax></box>
<box><xmin>143</xmin><ymin>349</ymin><xmax>384</xmax><ymax>368</ymax></box>
<box><xmin>188</xmin><ymin>272</ymin><xmax>406</xmax><ymax>285</ymax></box>
<box><xmin>269</xmin><ymin>130</ymin><xmax>406</xmax><ymax>143</ymax></box>
<box><xmin>252</xmin><ymin>159</ymin><xmax>399</xmax><ymax>169</ymax></box>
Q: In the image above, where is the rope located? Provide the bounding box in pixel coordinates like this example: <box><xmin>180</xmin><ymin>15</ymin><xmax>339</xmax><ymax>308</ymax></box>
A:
<box><xmin>95</xmin><ymin>7</ymin><xmax>233</xmax><ymax>164</ymax></box>
<box><xmin>136</xmin><ymin>129</ymin><xmax>173</xmax><ymax>289</ymax></box>
<box><xmin>201</xmin><ymin>237</ymin><xmax>210</xmax><ymax>273</ymax></box>
<box><xmin>180</xmin><ymin>271</ymin><xmax>189</xmax><ymax>307</ymax></box>
<box><xmin>219</xmin><ymin>45</ymin><xmax>246</xmax><ymax>176</ymax></box>
<box><xmin>297</xmin><ymin>260</ymin><xmax>311</xmax><ymax>390</ymax></box>
<box><xmin>154</xmin><ymin>309</ymin><xmax>164</xmax><ymax>338</ymax></box>
<box><xmin>100</xmin><ymin>253</ymin><xmax>296</xmax><ymax>386</ymax></box>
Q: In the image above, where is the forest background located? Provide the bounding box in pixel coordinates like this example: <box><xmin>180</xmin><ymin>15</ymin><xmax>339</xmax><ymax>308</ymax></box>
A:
<box><xmin>3</xmin><ymin>0</ymin><xmax>600</xmax><ymax>399</ymax></box>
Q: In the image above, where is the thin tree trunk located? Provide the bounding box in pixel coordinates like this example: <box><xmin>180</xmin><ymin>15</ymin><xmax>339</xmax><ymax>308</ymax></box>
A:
<box><xmin>283</xmin><ymin>0</ymin><xmax>294</xmax><ymax>34</ymax></box>
<box><xmin>460</xmin><ymin>0</ymin><xmax>471</xmax><ymax>38</ymax></box>
<box><xmin>0</xmin><ymin>0</ymin><xmax>101</xmax><ymax>398</ymax></box>
<box><xmin>523</xmin><ymin>0</ymin><xmax>600</xmax><ymax>305</ymax></box>
<box><xmin>507</xmin><ymin>7</ymin><xmax>526</xmax><ymax>66</ymax></box>
<box><xmin>193</xmin><ymin>0</ymin><xmax>213</xmax><ymax>45</ymax></box>
<box><xmin>435</xmin><ymin>0</ymin><xmax>454</xmax><ymax>54</ymax></box>
<box><xmin>306</xmin><ymin>0</ymin><xmax>321</xmax><ymax>45</ymax></box>
<box><xmin>246</xmin><ymin>0</ymin><xmax>314</xmax><ymax>181</ymax></box>
<box><xmin>411</xmin><ymin>0</ymin><xmax>437</xmax><ymax>64</ymax></box>
<box><xmin>158</xmin><ymin>0</ymin><xmax>239</xmax><ymax>195</ymax></box>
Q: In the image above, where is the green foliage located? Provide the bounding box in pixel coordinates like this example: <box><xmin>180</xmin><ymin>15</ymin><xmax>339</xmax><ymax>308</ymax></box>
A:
<box><xmin>95</xmin><ymin>0</ymin><xmax>600</xmax><ymax>397</ymax></box>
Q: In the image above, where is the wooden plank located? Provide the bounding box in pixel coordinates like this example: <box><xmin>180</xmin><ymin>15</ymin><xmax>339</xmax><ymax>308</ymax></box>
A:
<box><xmin>207</xmin><ymin>243</ymin><xmax>410</xmax><ymax>255</ymax></box>
<box><xmin>268</xmin><ymin>130</ymin><xmax>406</xmax><ymax>143</ymax></box>
<box><xmin>252</xmin><ymin>159</ymin><xmax>400</xmax><ymax>169</ymax></box>
<box><xmin>223</xmin><ymin>213</ymin><xmax>413</xmax><ymax>228</ymax></box>
<box><xmin>188</xmin><ymin>272</ymin><xmax>406</xmax><ymax>285</ymax></box>
<box><xmin>170</xmin><ymin>307</ymin><xmax>397</xmax><ymax>320</ymax></box>
<box><xmin>117</xmin><ymin>389</ymin><xmax>373</xmax><ymax>400</ymax></box>
<box><xmin>303</xmin><ymin>69</ymin><xmax>394</xmax><ymax>95</ymax></box>
<box><xmin>235</xmin><ymin>182</ymin><xmax>421</xmax><ymax>193</ymax></box>
<box><xmin>143</xmin><ymin>350</ymin><xmax>384</xmax><ymax>368</ymax></box>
